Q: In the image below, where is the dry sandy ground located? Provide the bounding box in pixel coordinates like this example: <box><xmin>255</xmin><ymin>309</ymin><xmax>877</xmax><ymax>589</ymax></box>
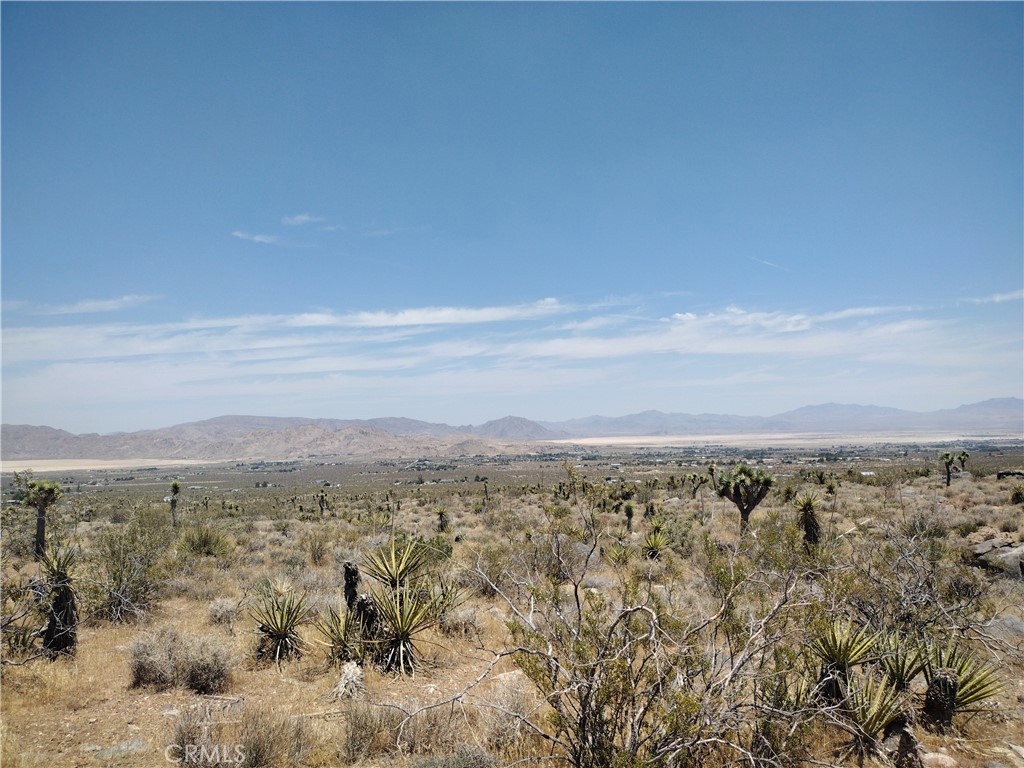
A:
<box><xmin>3</xmin><ymin>432</ymin><xmax>1019</xmax><ymax>473</ymax></box>
<box><xmin>0</xmin><ymin>458</ymin><xmax>228</xmax><ymax>473</ymax></box>
<box><xmin>542</xmin><ymin>431</ymin><xmax>1012</xmax><ymax>448</ymax></box>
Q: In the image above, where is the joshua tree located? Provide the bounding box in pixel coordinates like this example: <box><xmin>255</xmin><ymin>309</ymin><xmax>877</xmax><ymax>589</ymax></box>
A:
<box><xmin>686</xmin><ymin>472</ymin><xmax>710</xmax><ymax>499</ymax></box>
<box><xmin>169</xmin><ymin>481</ymin><xmax>180</xmax><ymax>528</ymax></box>
<box><xmin>343</xmin><ymin>561</ymin><xmax>361</xmax><ymax>610</ymax></box>
<box><xmin>957</xmin><ymin>450</ymin><xmax>969</xmax><ymax>472</ymax></box>
<box><xmin>794</xmin><ymin>493</ymin><xmax>821</xmax><ymax>547</ymax></box>
<box><xmin>716</xmin><ymin>464</ymin><xmax>775</xmax><ymax>534</ymax></box>
<box><xmin>13</xmin><ymin>472</ymin><xmax>64</xmax><ymax>560</ymax></box>
<box><xmin>939</xmin><ymin>452</ymin><xmax>956</xmax><ymax>488</ymax></box>
<box><xmin>436</xmin><ymin>506</ymin><xmax>450</xmax><ymax>533</ymax></box>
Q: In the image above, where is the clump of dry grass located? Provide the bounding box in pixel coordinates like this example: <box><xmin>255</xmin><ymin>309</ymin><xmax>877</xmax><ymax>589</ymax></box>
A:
<box><xmin>131</xmin><ymin>626</ymin><xmax>233</xmax><ymax>694</ymax></box>
<box><xmin>169</xmin><ymin>703</ymin><xmax>310</xmax><ymax>768</ymax></box>
<box><xmin>207</xmin><ymin>597</ymin><xmax>239</xmax><ymax>628</ymax></box>
<box><xmin>340</xmin><ymin>701</ymin><xmax>405</xmax><ymax>762</ymax></box>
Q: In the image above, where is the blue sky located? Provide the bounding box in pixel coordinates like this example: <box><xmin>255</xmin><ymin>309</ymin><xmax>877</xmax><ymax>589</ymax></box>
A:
<box><xmin>2</xmin><ymin>2</ymin><xmax>1022</xmax><ymax>434</ymax></box>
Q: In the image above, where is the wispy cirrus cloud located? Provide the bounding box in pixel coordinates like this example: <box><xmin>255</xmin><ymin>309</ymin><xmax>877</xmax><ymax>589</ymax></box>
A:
<box><xmin>38</xmin><ymin>294</ymin><xmax>158</xmax><ymax>315</ymax></box>
<box><xmin>231</xmin><ymin>230</ymin><xmax>281</xmax><ymax>245</ymax></box>
<box><xmin>3</xmin><ymin>296</ymin><xmax>1018</xmax><ymax>432</ymax></box>
<box><xmin>343</xmin><ymin>298</ymin><xmax>566</xmax><ymax>327</ymax></box>
<box><xmin>282</xmin><ymin>213</ymin><xmax>325</xmax><ymax>227</ymax></box>
<box><xmin>963</xmin><ymin>289</ymin><xmax>1024</xmax><ymax>304</ymax></box>
<box><xmin>749</xmin><ymin>256</ymin><xmax>791</xmax><ymax>273</ymax></box>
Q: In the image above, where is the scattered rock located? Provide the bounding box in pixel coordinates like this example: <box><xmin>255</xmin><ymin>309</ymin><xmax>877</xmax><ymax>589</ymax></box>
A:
<box><xmin>979</xmin><ymin>544</ymin><xmax>1024</xmax><ymax>579</ymax></box>
<box><xmin>986</xmin><ymin>618</ymin><xmax>1024</xmax><ymax>647</ymax></box>
<box><xmin>997</xmin><ymin>470</ymin><xmax>1024</xmax><ymax>480</ymax></box>
<box><xmin>94</xmin><ymin>739</ymin><xmax>150</xmax><ymax>760</ymax></box>
<box><xmin>921</xmin><ymin>753</ymin><xmax>959</xmax><ymax>768</ymax></box>
<box><xmin>970</xmin><ymin>536</ymin><xmax>1015</xmax><ymax>556</ymax></box>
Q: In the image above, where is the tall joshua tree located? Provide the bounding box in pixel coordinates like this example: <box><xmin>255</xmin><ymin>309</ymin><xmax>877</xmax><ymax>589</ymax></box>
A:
<box><xmin>169</xmin><ymin>481</ymin><xmax>181</xmax><ymax>528</ymax></box>
<box><xmin>939</xmin><ymin>452</ymin><xmax>956</xmax><ymax>488</ymax></box>
<box><xmin>716</xmin><ymin>464</ymin><xmax>774</xmax><ymax>534</ymax></box>
<box><xmin>13</xmin><ymin>471</ymin><xmax>64</xmax><ymax>560</ymax></box>
<box><xmin>957</xmin><ymin>450</ymin><xmax>969</xmax><ymax>472</ymax></box>
<box><xmin>794</xmin><ymin>493</ymin><xmax>821</xmax><ymax>548</ymax></box>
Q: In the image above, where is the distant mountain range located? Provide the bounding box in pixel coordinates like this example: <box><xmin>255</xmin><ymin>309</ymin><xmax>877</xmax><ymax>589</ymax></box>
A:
<box><xmin>2</xmin><ymin>399</ymin><xmax>1020</xmax><ymax>462</ymax></box>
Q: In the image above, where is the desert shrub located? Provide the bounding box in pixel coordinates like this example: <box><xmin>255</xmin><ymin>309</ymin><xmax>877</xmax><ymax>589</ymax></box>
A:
<box><xmin>836</xmin><ymin>523</ymin><xmax>987</xmax><ymax>637</ymax></box>
<box><xmin>411</xmin><ymin>745</ymin><xmax>496</xmax><ymax>768</ymax></box>
<box><xmin>438</xmin><ymin>604</ymin><xmax>480</xmax><ymax>640</ymax></box>
<box><xmin>902</xmin><ymin>515</ymin><xmax>947</xmax><ymax>540</ymax></box>
<box><xmin>130</xmin><ymin>626</ymin><xmax>233</xmax><ymax>694</ymax></box>
<box><xmin>1</xmin><ymin>576</ymin><xmax>43</xmax><ymax>661</ymax></box>
<box><xmin>402</xmin><ymin>706</ymin><xmax>469</xmax><ymax>755</ymax></box>
<box><xmin>179</xmin><ymin>523</ymin><xmax>232</xmax><ymax>559</ymax></box>
<box><xmin>342</xmin><ymin>702</ymin><xmax>404</xmax><ymax>762</ymax></box>
<box><xmin>528</xmin><ymin>533</ymin><xmax>589</xmax><ymax>582</ymax></box>
<box><xmin>306</xmin><ymin>534</ymin><xmax>328</xmax><ymax>566</ymax></box>
<box><xmin>169</xmin><ymin>704</ymin><xmax>308</xmax><ymax>768</ymax></box>
<box><xmin>954</xmin><ymin>521</ymin><xmax>981</xmax><ymax>537</ymax></box>
<box><xmin>208</xmin><ymin>597</ymin><xmax>239</xmax><ymax>628</ymax></box>
<box><xmin>235</xmin><ymin>707</ymin><xmax>310</xmax><ymax>768</ymax></box>
<box><xmin>481</xmin><ymin>674</ymin><xmax>533</xmax><ymax>753</ymax></box>
<box><xmin>85</xmin><ymin>511</ymin><xmax>172</xmax><ymax>622</ymax></box>
<box><xmin>465</xmin><ymin>545</ymin><xmax>508</xmax><ymax>598</ymax></box>
<box><xmin>168</xmin><ymin>706</ymin><xmax>207</xmax><ymax>766</ymax></box>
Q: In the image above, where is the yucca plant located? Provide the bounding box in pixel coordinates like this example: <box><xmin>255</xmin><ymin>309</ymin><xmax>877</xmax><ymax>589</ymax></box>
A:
<box><xmin>842</xmin><ymin>672</ymin><xmax>910</xmax><ymax>758</ymax></box>
<box><xmin>809</xmin><ymin>620</ymin><xmax>879</xmax><ymax>704</ymax></box>
<box><xmin>877</xmin><ymin>634</ymin><xmax>927</xmax><ymax>691</ymax></box>
<box><xmin>313</xmin><ymin>600</ymin><xmax>367</xmax><ymax>666</ymax></box>
<box><xmin>925</xmin><ymin>642</ymin><xmax>1003</xmax><ymax>713</ymax></box>
<box><xmin>40</xmin><ymin>546</ymin><xmax>78</xmax><ymax>659</ymax></box>
<box><xmin>372</xmin><ymin>587</ymin><xmax>436</xmax><ymax>674</ymax></box>
<box><xmin>641</xmin><ymin>530</ymin><xmax>670</xmax><ymax>560</ymax></box>
<box><xmin>429</xmin><ymin>575</ymin><xmax>464</xmax><ymax>622</ymax></box>
<box><xmin>250</xmin><ymin>590</ymin><xmax>310</xmax><ymax>666</ymax></box>
<box><xmin>603</xmin><ymin>541</ymin><xmax>637</xmax><ymax>568</ymax></box>
<box><xmin>363</xmin><ymin>539</ymin><xmax>434</xmax><ymax>592</ymax></box>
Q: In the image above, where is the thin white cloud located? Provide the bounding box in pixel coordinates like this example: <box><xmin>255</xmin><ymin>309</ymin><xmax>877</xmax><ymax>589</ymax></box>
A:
<box><xmin>4</xmin><ymin>296</ymin><xmax>1019</xmax><ymax>432</ymax></box>
<box><xmin>963</xmin><ymin>289</ymin><xmax>1024</xmax><ymax>304</ymax></box>
<box><xmin>39</xmin><ymin>294</ymin><xmax>157</xmax><ymax>315</ymax></box>
<box><xmin>282</xmin><ymin>213</ymin><xmax>324</xmax><ymax>227</ymax></box>
<box><xmin>231</xmin><ymin>231</ymin><xmax>281</xmax><ymax>245</ymax></box>
<box><xmin>364</xmin><ymin>227</ymin><xmax>399</xmax><ymax>238</ymax></box>
<box><xmin>345</xmin><ymin>298</ymin><xmax>566</xmax><ymax>327</ymax></box>
<box><xmin>749</xmin><ymin>256</ymin><xmax>790</xmax><ymax>273</ymax></box>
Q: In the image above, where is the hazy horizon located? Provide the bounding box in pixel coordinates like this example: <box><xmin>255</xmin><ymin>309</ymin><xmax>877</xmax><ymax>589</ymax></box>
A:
<box><xmin>3</xmin><ymin>3</ymin><xmax>1021</xmax><ymax>434</ymax></box>
<box><xmin>5</xmin><ymin>396</ymin><xmax>1021</xmax><ymax>437</ymax></box>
